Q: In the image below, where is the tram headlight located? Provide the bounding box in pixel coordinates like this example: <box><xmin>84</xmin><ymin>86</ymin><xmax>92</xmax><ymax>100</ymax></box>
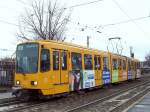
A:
<box><xmin>34</xmin><ymin>81</ymin><xmax>38</xmax><ymax>85</ymax></box>
<box><xmin>16</xmin><ymin>80</ymin><xmax>20</xmax><ymax>85</ymax></box>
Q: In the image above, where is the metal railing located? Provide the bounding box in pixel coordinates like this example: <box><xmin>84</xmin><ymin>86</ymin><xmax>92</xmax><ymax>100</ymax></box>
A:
<box><xmin>0</xmin><ymin>49</ymin><xmax>15</xmax><ymax>87</ymax></box>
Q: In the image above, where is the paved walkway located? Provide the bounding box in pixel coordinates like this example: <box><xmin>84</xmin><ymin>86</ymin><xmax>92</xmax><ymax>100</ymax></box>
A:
<box><xmin>0</xmin><ymin>92</ymin><xmax>13</xmax><ymax>99</ymax></box>
<box><xmin>0</xmin><ymin>87</ymin><xmax>13</xmax><ymax>99</ymax></box>
<box><xmin>127</xmin><ymin>92</ymin><xmax>150</xmax><ymax>112</ymax></box>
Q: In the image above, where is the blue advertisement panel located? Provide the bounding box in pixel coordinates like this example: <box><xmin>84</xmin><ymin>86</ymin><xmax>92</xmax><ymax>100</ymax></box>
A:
<box><xmin>82</xmin><ymin>70</ymin><xmax>95</xmax><ymax>89</ymax></box>
<box><xmin>128</xmin><ymin>70</ymin><xmax>131</xmax><ymax>80</ymax></box>
<box><xmin>102</xmin><ymin>70</ymin><xmax>110</xmax><ymax>84</ymax></box>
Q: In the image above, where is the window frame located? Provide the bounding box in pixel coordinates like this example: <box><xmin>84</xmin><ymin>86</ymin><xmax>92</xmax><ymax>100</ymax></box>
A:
<box><xmin>61</xmin><ymin>51</ymin><xmax>67</xmax><ymax>70</ymax></box>
<box><xmin>71</xmin><ymin>52</ymin><xmax>82</xmax><ymax>70</ymax></box>
<box><xmin>53</xmin><ymin>50</ymin><xmax>60</xmax><ymax>70</ymax></box>
<box><xmin>40</xmin><ymin>48</ymin><xmax>50</xmax><ymax>72</ymax></box>
<box><xmin>123</xmin><ymin>60</ymin><xmax>126</xmax><ymax>70</ymax></box>
<box><xmin>94</xmin><ymin>55</ymin><xmax>97</xmax><ymax>70</ymax></box>
<box><xmin>112</xmin><ymin>58</ymin><xmax>118</xmax><ymax>70</ymax></box>
<box><xmin>84</xmin><ymin>54</ymin><xmax>93</xmax><ymax>70</ymax></box>
<box><xmin>119</xmin><ymin>59</ymin><xmax>122</xmax><ymax>66</ymax></box>
<box><xmin>97</xmin><ymin>56</ymin><xmax>101</xmax><ymax>70</ymax></box>
<box><xmin>103</xmin><ymin>57</ymin><xmax>109</xmax><ymax>70</ymax></box>
<box><xmin>128</xmin><ymin>61</ymin><xmax>131</xmax><ymax>70</ymax></box>
<box><xmin>16</xmin><ymin>43</ymin><xmax>39</xmax><ymax>74</ymax></box>
<box><xmin>94</xmin><ymin>55</ymin><xmax>101</xmax><ymax>70</ymax></box>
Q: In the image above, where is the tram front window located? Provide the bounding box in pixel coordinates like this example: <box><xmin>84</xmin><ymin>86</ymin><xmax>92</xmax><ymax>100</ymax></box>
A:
<box><xmin>16</xmin><ymin>43</ymin><xmax>39</xmax><ymax>73</ymax></box>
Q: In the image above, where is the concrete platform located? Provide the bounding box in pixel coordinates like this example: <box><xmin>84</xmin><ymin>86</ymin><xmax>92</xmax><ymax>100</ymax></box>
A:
<box><xmin>0</xmin><ymin>87</ymin><xmax>12</xmax><ymax>93</ymax></box>
<box><xmin>127</xmin><ymin>92</ymin><xmax>150</xmax><ymax>112</ymax></box>
<box><xmin>0</xmin><ymin>92</ymin><xmax>13</xmax><ymax>99</ymax></box>
<box><xmin>0</xmin><ymin>87</ymin><xmax>13</xmax><ymax>99</ymax></box>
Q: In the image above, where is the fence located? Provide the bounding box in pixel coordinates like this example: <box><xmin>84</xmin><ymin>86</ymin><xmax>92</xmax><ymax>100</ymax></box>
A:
<box><xmin>0</xmin><ymin>49</ymin><xmax>15</xmax><ymax>87</ymax></box>
<box><xmin>0</xmin><ymin>60</ymin><xmax>15</xmax><ymax>86</ymax></box>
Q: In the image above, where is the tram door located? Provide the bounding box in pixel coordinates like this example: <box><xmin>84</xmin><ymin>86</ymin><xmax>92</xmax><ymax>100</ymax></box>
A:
<box><xmin>102</xmin><ymin>56</ymin><xmax>111</xmax><ymax>85</ymax></box>
<box><xmin>122</xmin><ymin>59</ymin><xmax>127</xmax><ymax>81</ymax></box>
<box><xmin>52</xmin><ymin>49</ymin><xmax>69</xmax><ymax>84</ymax></box>
<box><xmin>128</xmin><ymin>60</ymin><xmax>131</xmax><ymax>80</ymax></box>
<box><xmin>111</xmin><ymin>58</ymin><xmax>118</xmax><ymax>83</ymax></box>
<box><xmin>60</xmin><ymin>50</ymin><xmax>69</xmax><ymax>83</ymax></box>
<box><xmin>118</xmin><ymin>59</ymin><xmax>123</xmax><ymax>82</ymax></box>
<box><xmin>94</xmin><ymin>55</ymin><xmax>102</xmax><ymax>86</ymax></box>
<box><xmin>131</xmin><ymin>61</ymin><xmax>135</xmax><ymax>79</ymax></box>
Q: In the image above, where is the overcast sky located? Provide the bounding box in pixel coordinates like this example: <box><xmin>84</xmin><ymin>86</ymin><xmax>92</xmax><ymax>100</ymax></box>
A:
<box><xmin>0</xmin><ymin>0</ymin><xmax>150</xmax><ymax>60</ymax></box>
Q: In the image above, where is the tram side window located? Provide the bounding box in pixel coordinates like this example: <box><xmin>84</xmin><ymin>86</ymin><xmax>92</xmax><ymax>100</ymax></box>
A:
<box><xmin>138</xmin><ymin>62</ymin><xmax>140</xmax><ymax>69</ymax></box>
<box><xmin>98</xmin><ymin>57</ymin><xmax>101</xmax><ymax>70</ymax></box>
<box><xmin>131</xmin><ymin>61</ymin><xmax>134</xmax><ymax>69</ymax></box>
<box><xmin>137</xmin><ymin>62</ymin><xmax>139</xmax><ymax>69</ymax></box>
<box><xmin>119</xmin><ymin>59</ymin><xmax>122</xmax><ymax>68</ymax></box>
<box><xmin>139</xmin><ymin>62</ymin><xmax>141</xmax><ymax>68</ymax></box>
<box><xmin>134</xmin><ymin>62</ymin><xmax>136</xmax><ymax>69</ymax></box>
<box><xmin>94</xmin><ymin>56</ymin><xmax>97</xmax><ymax>70</ymax></box>
<box><xmin>136</xmin><ymin>63</ymin><xmax>138</xmax><ymax>69</ymax></box>
<box><xmin>53</xmin><ymin>51</ymin><xmax>59</xmax><ymax>70</ymax></box>
<box><xmin>103</xmin><ymin>57</ymin><xmax>109</xmax><ymax>70</ymax></box>
<box><xmin>62</xmin><ymin>51</ymin><xmax>67</xmax><ymax>70</ymax></box>
<box><xmin>135</xmin><ymin>62</ymin><xmax>137</xmax><ymax>70</ymax></box>
<box><xmin>128</xmin><ymin>61</ymin><xmax>131</xmax><ymax>70</ymax></box>
<box><xmin>84</xmin><ymin>54</ymin><xmax>93</xmax><ymax>70</ymax></box>
<box><xmin>71</xmin><ymin>52</ymin><xmax>82</xmax><ymax>70</ymax></box>
<box><xmin>123</xmin><ymin>60</ymin><xmax>126</xmax><ymax>70</ymax></box>
<box><xmin>112</xmin><ymin>59</ymin><xmax>117</xmax><ymax>70</ymax></box>
<box><xmin>137</xmin><ymin>62</ymin><xmax>138</xmax><ymax>69</ymax></box>
<box><xmin>40</xmin><ymin>49</ymin><xmax>50</xmax><ymax>72</ymax></box>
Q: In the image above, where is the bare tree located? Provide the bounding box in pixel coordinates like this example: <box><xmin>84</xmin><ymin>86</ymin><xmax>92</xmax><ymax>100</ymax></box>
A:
<box><xmin>17</xmin><ymin>0</ymin><xmax>71</xmax><ymax>41</ymax></box>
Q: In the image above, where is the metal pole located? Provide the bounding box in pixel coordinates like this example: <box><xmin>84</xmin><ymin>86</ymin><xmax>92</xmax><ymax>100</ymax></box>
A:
<box><xmin>87</xmin><ymin>36</ymin><xmax>90</xmax><ymax>48</ymax></box>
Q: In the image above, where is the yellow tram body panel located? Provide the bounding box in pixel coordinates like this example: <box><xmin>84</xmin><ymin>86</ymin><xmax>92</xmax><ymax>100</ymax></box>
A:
<box><xmin>119</xmin><ymin>57</ymin><xmax>123</xmax><ymax>82</ymax></box>
<box><xmin>131</xmin><ymin>59</ymin><xmax>136</xmax><ymax>80</ymax></box>
<box><xmin>93</xmin><ymin>50</ymin><xmax>103</xmax><ymax>87</ymax></box>
<box><xmin>122</xmin><ymin>56</ymin><xmax>127</xmax><ymax>81</ymax></box>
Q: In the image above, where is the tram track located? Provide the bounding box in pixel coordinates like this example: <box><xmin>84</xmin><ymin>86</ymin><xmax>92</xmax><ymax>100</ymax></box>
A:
<box><xmin>3</xmin><ymin>80</ymin><xmax>149</xmax><ymax>112</ymax></box>
<box><xmin>65</xmin><ymin>80</ymin><xmax>150</xmax><ymax>112</ymax></box>
<box><xmin>0</xmin><ymin>97</ymin><xmax>18</xmax><ymax>107</ymax></box>
<box><xmin>1</xmin><ymin>75</ymin><xmax>150</xmax><ymax>112</ymax></box>
<box><xmin>110</xmin><ymin>88</ymin><xmax>150</xmax><ymax>112</ymax></box>
<box><xmin>0</xmin><ymin>96</ymin><xmax>64</xmax><ymax>112</ymax></box>
<box><xmin>1</xmin><ymin>101</ymin><xmax>45</xmax><ymax>112</ymax></box>
<box><xmin>0</xmin><ymin>100</ymin><xmax>23</xmax><ymax>107</ymax></box>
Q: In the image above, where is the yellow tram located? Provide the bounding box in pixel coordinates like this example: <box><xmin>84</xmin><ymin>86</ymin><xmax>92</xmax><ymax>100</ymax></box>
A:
<box><xmin>13</xmin><ymin>40</ymin><xmax>141</xmax><ymax>99</ymax></box>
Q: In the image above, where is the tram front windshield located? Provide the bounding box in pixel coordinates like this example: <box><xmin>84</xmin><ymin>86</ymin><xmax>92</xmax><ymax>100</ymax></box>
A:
<box><xmin>16</xmin><ymin>43</ymin><xmax>39</xmax><ymax>73</ymax></box>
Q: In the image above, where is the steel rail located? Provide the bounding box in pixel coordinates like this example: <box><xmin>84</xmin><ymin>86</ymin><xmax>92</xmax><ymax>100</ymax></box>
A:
<box><xmin>0</xmin><ymin>100</ymin><xmax>23</xmax><ymax>107</ymax></box>
<box><xmin>65</xmin><ymin>80</ymin><xmax>150</xmax><ymax>112</ymax></box>
<box><xmin>1</xmin><ymin>78</ymin><xmax>150</xmax><ymax>112</ymax></box>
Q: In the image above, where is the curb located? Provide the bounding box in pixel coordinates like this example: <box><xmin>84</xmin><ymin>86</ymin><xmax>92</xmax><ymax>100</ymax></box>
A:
<box><xmin>0</xmin><ymin>88</ymin><xmax>12</xmax><ymax>93</ymax></box>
